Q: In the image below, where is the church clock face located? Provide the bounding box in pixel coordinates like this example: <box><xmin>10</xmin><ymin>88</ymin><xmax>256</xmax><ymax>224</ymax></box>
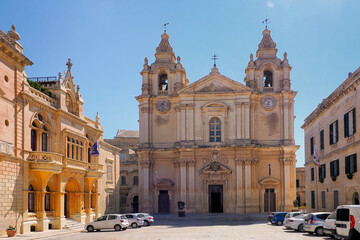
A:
<box><xmin>156</xmin><ymin>99</ymin><xmax>171</xmax><ymax>113</ymax></box>
<box><xmin>261</xmin><ymin>96</ymin><xmax>276</xmax><ymax>110</ymax></box>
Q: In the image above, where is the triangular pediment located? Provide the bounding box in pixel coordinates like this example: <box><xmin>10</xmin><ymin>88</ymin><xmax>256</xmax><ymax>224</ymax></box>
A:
<box><xmin>179</xmin><ymin>72</ymin><xmax>251</xmax><ymax>94</ymax></box>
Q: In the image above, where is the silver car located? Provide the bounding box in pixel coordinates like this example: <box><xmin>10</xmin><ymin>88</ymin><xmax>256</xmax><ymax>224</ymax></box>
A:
<box><xmin>125</xmin><ymin>213</ymin><xmax>144</xmax><ymax>228</ymax></box>
<box><xmin>304</xmin><ymin>212</ymin><xmax>331</xmax><ymax>236</ymax></box>
<box><xmin>136</xmin><ymin>213</ymin><xmax>154</xmax><ymax>226</ymax></box>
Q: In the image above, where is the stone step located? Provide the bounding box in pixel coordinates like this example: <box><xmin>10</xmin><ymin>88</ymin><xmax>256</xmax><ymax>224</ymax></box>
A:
<box><xmin>63</xmin><ymin>219</ymin><xmax>85</xmax><ymax>230</ymax></box>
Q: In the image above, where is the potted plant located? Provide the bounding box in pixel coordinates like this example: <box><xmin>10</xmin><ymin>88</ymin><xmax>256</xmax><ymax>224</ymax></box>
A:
<box><xmin>319</xmin><ymin>178</ymin><xmax>323</xmax><ymax>183</ymax></box>
<box><xmin>331</xmin><ymin>176</ymin><xmax>337</xmax><ymax>181</ymax></box>
<box><xmin>6</xmin><ymin>226</ymin><xmax>16</xmax><ymax>237</ymax></box>
<box><xmin>347</xmin><ymin>173</ymin><xmax>353</xmax><ymax>179</ymax></box>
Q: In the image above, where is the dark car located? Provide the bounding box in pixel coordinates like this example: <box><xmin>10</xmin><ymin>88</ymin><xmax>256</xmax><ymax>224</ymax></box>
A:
<box><xmin>271</xmin><ymin>212</ymin><xmax>288</xmax><ymax>226</ymax></box>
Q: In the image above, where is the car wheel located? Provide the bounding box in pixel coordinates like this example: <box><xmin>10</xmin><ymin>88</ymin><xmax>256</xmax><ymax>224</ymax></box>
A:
<box><xmin>87</xmin><ymin>225</ymin><xmax>94</xmax><ymax>232</ymax></box>
<box><xmin>315</xmin><ymin>227</ymin><xmax>324</xmax><ymax>236</ymax></box>
<box><xmin>114</xmin><ymin>224</ymin><xmax>122</xmax><ymax>231</ymax></box>
<box><xmin>276</xmin><ymin>220</ymin><xmax>283</xmax><ymax>226</ymax></box>
<box><xmin>297</xmin><ymin>223</ymin><xmax>304</xmax><ymax>232</ymax></box>
<box><xmin>144</xmin><ymin>220</ymin><xmax>150</xmax><ymax>226</ymax></box>
<box><xmin>131</xmin><ymin>222</ymin><xmax>138</xmax><ymax>228</ymax></box>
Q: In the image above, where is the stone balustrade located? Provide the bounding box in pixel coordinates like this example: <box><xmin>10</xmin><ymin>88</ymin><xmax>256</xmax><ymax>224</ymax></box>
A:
<box><xmin>28</xmin><ymin>151</ymin><xmax>62</xmax><ymax>164</ymax></box>
<box><xmin>0</xmin><ymin>139</ymin><xmax>13</xmax><ymax>155</ymax></box>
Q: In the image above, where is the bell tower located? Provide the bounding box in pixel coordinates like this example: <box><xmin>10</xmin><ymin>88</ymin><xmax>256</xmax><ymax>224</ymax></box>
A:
<box><xmin>140</xmin><ymin>31</ymin><xmax>188</xmax><ymax>97</ymax></box>
<box><xmin>244</xmin><ymin>27</ymin><xmax>292</xmax><ymax>93</ymax></box>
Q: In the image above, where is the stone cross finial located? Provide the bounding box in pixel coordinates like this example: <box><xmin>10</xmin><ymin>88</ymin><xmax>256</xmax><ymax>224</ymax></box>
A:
<box><xmin>77</xmin><ymin>85</ymin><xmax>80</xmax><ymax>92</ymax></box>
<box><xmin>250</xmin><ymin>53</ymin><xmax>253</xmax><ymax>61</ymax></box>
<box><xmin>96</xmin><ymin>112</ymin><xmax>100</xmax><ymax>123</ymax></box>
<box><xmin>66</xmin><ymin>58</ymin><xmax>72</xmax><ymax>70</ymax></box>
<box><xmin>177</xmin><ymin>56</ymin><xmax>181</xmax><ymax>63</ymax></box>
<box><xmin>211</xmin><ymin>54</ymin><xmax>218</xmax><ymax>66</ymax></box>
<box><xmin>284</xmin><ymin>52</ymin><xmax>287</xmax><ymax>60</ymax></box>
<box><xmin>144</xmin><ymin>57</ymin><xmax>148</xmax><ymax>65</ymax></box>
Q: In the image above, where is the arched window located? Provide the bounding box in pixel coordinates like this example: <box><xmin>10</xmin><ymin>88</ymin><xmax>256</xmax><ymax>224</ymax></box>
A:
<box><xmin>45</xmin><ymin>186</ymin><xmax>51</xmax><ymax>211</ymax></box>
<box><xmin>28</xmin><ymin>184</ymin><xmax>35</xmax><ymax>212</ymax></box>
<box><xmin>31</xmin><ymin>129</ymin><xmax>37</xmax><ymax>151</ymax></box>
<box><xmin>159</xmin><ymin>74</ymin><xmax>168</xmax><ymax>91</ymax></box>
<box><xmin>353</xmin><ymin>192</ymin><xmax>359</xmax><ymax>205</ymax></box>
<box><xmin>31</xmin><ymin>113</ymin><xmax>51</xmax><ymax>152</ymax></box>
<box><xmin>209</xmin><ymin>117</ymin><xmax>221</xmax><ymax>142</ymax></box>
<box><xmin>263</xmin><ymin>71</ymin><xmax>273</xmax><ymax>87</ymax></box>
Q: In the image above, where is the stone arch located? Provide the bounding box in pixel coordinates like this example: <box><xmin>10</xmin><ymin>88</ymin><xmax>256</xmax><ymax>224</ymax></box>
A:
<box><xmin>154</xmin><ymin>67</ymin><xmax>171</xmax><ymax>94</ymax></box>
<box><xmin>65</xmin><ymin>177</ymin><xmax>82</xmax><ymax>193</ymax></box>
<box><xmin>64</xmin><ymin>177</ymin><xmax>82</xmax><ymax>219</ymax></box>
<box><xmin>154</xmin><ymin>178</ymin><xmax>175</xmax><ymax>214</ymax></box>
<box><xmin>346</xmin><ymin>187</ymin><xmax>360</xmax><ymax>204</ymax></box>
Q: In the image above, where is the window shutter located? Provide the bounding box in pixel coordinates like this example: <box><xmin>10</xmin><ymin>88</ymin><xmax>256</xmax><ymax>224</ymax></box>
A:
<box><xmin>323</xmin><ymin>164</ymin><xmax>326</xmax><ymax>179</ymax></box>
<box><xmin>336</xmin><ymin>120</ymin><xmax>339</xmax><ymax>142</ymax></box>
<box><xmin>310</xmin><ymin>137</ymin><xmax>314</xmax><ymax>155</ymax></box>
<box><xmin>318</xmin><ymin>166</ymin><xmax>322</xmax><ymax>181</ymax></box>
<box><xmin>344</xmin><ymin>112</ymin><xmax>349</xmax><ymax>137</ymax></box>
<box><xmin>330</xmin><ymin>124</ymin><xmax>333</xmax><ymax>145</ymax></box>
<box><xmin>330</xmin><ymin>161</ymin><xmax>334</xmax><ymax>177</ymax></box>
<box><xmin>353</xmin><ymin>108</ymin><xmax>356</xmax><ymax>134</ymax></box>
<box><xmin>320</xmin><ymin>130</ymin><xmax>324</xmax><ymax>150</ymax></box>
<box><xmin>353</xmin><ymin>154</ymin><xmax>357</xmax><ymax>173</ymax></box>
<box><xmin>345</xmin><ymin>156</ymin><xmax>350</xmax><ymax>174</ymax></box>
<box><xmin>336</xmin><ymin>159</ymin><xmax>340</xmax><ymax>176</ymax></box>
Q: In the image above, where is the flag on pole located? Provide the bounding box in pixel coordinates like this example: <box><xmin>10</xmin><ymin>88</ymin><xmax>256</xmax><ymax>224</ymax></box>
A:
<box><xmin>90</xmin><ymin>141</ymin><xmax>99</xmax><ymax>156</ymax></box>
<box><xmin>313</xmin><ymin>144</ymin><xmax>320</xmax><ymax>167</ymax></box>
<box><xmin>154</xmin><ymin>171</ymin><xmax>158</xmax><ymax>185</ymax></box>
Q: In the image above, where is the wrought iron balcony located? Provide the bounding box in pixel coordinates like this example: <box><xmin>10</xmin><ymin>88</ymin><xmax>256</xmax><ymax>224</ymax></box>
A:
<box><xmin>0</xmin><ymin>139</ymin><xmax>13</xmax><ymax>156</ymax></box>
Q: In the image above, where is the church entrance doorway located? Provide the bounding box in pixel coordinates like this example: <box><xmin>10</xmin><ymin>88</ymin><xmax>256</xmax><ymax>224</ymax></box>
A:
<box><xmin>264</xmin><ymin>188</ymin><xmax>276</xmax><ymax>212</ymax></box>
<box><xmin>64</xmin><ymin>193</ymin><xmax>69</xmax><ymax>218</ymax></box>
<box><xmin>208</xmin><ymin>185</ymin><xmax>223</xmax><ymax>213</ymax></box>
<box><xmin>158</xmin><ymin>190</ymin><xmax>170</xmax><ymax>213</ymax></box>
<box><xmin>132</xmin><ymin>196</ymin><xmax>139</xmax><ymax>213</ymax></box>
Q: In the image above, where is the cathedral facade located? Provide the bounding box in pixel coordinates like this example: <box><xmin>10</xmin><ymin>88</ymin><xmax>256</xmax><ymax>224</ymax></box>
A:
<box><xmin>136</xmin><ymin>28</ymin><xmax>299</xmax><ymax>214</ymax></box>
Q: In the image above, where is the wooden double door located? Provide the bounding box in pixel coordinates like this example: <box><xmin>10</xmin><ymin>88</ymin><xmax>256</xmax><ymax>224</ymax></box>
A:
<box><xmin>264</xmin><ymin>188</ymin><xmax>276</xmax><ymax>212</ymax></box>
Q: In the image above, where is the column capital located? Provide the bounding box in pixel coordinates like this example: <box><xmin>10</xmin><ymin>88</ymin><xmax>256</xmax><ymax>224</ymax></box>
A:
<box><xmin>174</xmin><ymin>105</ymin><xmax>181</xmax><ymax>112</ymax></box>
<box><xmin>180</xmin><ymin>104</ymin><xmax>187</xmax><ymax>110</ymax></box>
<box><xmin>283</xmin><ymin>157</ymin><xmax>293</xmax><ymax>165</ymax></box>
<box><xmin>188</xmin><ymin>159</ymin><xmax>196</xmax><ymax>166</ymax></box>
<box><xmin>186</xmin><ymin>103</ymin><xmax>195</xmax><ymax>109</ymax></box>
<box><xmin>179</xmin><ymin>159</ymin><xmax>187</xmax><ymax>167</ymax></box>
<box><xmin>140</xmin><ymin>160</ymin><xmax>151</xmax><ymax>167</ymax></box>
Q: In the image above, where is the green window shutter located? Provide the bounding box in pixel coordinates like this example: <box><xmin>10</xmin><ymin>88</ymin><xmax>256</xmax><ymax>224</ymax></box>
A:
<box><xmin>330</xmin><ymin>124</ymin><xmax>333</xmax><ymax>145</ymax></box>
<box><xmin>336</xmin><ymin>160</ymin><xmax>340</xmax><ymax>176</ymax></box>
<box><xmin>353</xmin><ymin>108</ymin><xmax>356</xmax><ymax>134</ymax></box>
<box><xmin>336</xmin><ymin>120</ymin><xmax>339</xmax><ymax>142</ymax></box>
<box><xmin>330</xmin><ymin>161</ymin><xmax>334</xmax><ymax>177</ymax></box>
<box><xmin>320</xmin><ymin>130</ymin><xmax>324</xmax><ymax>150</ymax></box>
<box><xmin>323</xmin><ymin>164</ymin><xmax>326</xmax><ymax>179</ymax></box>
<box><xmin>353</xmin><ymin>154</ymin><xmax>357</xmax><ymax>173</ymax></box>
<box><xmin>310</xmin><ymin>137</ymin><xmax>314</xmax><ymax>155</ymax></box>
<box><xmin>345</xmin><ymin>156</ymin><xmax>350</xmax><ymax>174</ymax></box>
<box><xmin>344</xmin><ymin>112</ymin><xmax>349</xmax><ymax>137</ymax></box>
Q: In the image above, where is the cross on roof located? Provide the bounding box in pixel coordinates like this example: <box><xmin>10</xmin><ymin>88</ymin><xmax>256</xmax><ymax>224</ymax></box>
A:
<box><xmin>66</xmin><ymin>58</ymin><xmax>72</xmax><ymax>70</ymax></box>
<box><xmin>211</xmin><ymin>54</ymin><xmax>218</xmax><ymax>66</ymax></box>
<box><xmin>262</xmin><ymin>18</ymin><xmax>270</xmax><ymax>28</ymax></box>
<box><xmin>163</xmin><ymin>22</ymin><xmax>169</xmax><ymax>32</ymax></box>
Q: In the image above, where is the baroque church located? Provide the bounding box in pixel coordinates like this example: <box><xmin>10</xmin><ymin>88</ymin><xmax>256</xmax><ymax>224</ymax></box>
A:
<box><xmin>136</xmin><ymin>27</ymin><xmax>299</xmax><ymax>214</ymax></box>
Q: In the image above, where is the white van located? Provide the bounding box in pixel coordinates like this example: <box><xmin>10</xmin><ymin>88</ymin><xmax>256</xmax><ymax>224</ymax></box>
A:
<box><xmin>335</xmin><ymin>205</ymin><xmax>360</xmax><ymax>239</ymax></box>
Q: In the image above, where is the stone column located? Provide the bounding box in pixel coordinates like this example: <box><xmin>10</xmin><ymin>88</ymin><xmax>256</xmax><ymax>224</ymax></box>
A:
<box><xmin>175</xmin><ymin>105</ymin><xmax>181</xmax><ymax>142</ymax></box>
<box><xmin>188</xmin><ymin>159</ymin><xmax>196</xmax><ymax>212</ymax></box>
<box><xmin>236</xmin><ymin>158</ymin><xmax>244</xmax><ymax>213</ymax></box>
<box><xmin>141</xmin><ymin>160</ymin><xmax>150</xmax><ymax>212</ymax></box>
<box><xmin>180</xmin><ymin>105</ymin><xmax>186</xmax><ymax>141</ymax></box>
<box><xmin>235</xmin><ymin>103</ymin><xmax>242</xmax><ymax>140</ymax></box>
<box><xmin>244</xmin><ymin>102</ymin><xmax>250</xmax><ymax>139</ymax></box>
<box><xmin>180</xmin><ymin>160</ymin><xmax>187</xmax><ymax>203</ymax></box>
<box><xmin>283</xmin><ymin>102</ymin><xmax>289</xmax><ymax>140</ymax></box>
<box><xmin>244</xmin><ymin>158</ymin><xmax>252</xmax><ymax>211</ymax></box>
<box><xmin>283</xmin><ymin>158</ymin><xmax>292</xmax><ymax>211</ymax></box>
<box><xmin>187</xmin><ymin>104</ymin><xmax>195</xmax><ymax>141</ymax></box>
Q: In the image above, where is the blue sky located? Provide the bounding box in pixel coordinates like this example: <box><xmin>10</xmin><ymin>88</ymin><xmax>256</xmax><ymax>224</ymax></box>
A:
<box><xmin>1</xmin><ymin>0</ymin><xmax>359</xmax><ymax>167</ymax></box>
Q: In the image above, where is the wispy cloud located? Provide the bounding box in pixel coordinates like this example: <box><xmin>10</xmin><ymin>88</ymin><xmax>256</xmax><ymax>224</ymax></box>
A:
<box><xmin>267</xmin><ymin>1</ymin><xmax>274</xmax><ymax>8</ymax></box>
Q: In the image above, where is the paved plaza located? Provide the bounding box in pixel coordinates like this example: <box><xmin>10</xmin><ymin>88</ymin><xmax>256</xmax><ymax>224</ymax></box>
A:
<box><xmin>6</xmin><ymin>214</ymin><xmax>335</xmax><ymax>240</ymax></box>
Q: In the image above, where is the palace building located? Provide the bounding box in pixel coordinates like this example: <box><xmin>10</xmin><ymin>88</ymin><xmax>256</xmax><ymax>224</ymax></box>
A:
<box><xmin>302</xmin><ymin>67</ymin><xmax>360</xmax><ymax>212</ymax></box>
<box><xmin>0</xmin><ymin>26</ymin><xmax>120</xmax><ymax>235</ymax></box>
<box><xmin>136</xmin><ymin>28</ymin><xmax>299</xmax><ymax>214</ymax></box>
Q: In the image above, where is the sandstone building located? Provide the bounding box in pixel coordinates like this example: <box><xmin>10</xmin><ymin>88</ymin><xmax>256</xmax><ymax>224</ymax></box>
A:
<box><xmin>296</xmin><ymin>167</ymin><xmax>305</xmax><ymax>207</ymax></box>
<box><xmin>136</xmin><ymin>28</ymin><xmax>299</xmax><ymax>214</ymax></box>
<box><xmin>302</xmin><ymin>67</ymin><xmax>360</xmax><ymax>212</ymax></box>
<box><xmin>0</xmin><ymin>26</ymin><xmax>120</xmax><ymax>236</ymax></box>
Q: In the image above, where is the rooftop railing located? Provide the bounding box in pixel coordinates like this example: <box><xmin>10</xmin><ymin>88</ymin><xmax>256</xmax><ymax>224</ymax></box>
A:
<box><xmin>0</xmin><ymin>139</ymin><xmax>13</xmax><ymax>155</ymax></box>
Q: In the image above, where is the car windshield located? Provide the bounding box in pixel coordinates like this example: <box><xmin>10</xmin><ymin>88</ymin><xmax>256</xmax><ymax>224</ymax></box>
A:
<box><xmin>295</xmin><ymin>214</ymin><xmax>307</xmax><ymax>219</ymax></box>
<box><xmin>327</xmin><ymin>212</ymin><xmax>336</xmax><ymax>219</ymax></box>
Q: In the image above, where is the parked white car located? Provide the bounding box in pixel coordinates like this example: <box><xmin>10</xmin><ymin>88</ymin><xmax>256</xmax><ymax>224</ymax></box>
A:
<box><xmin>85</xmin><ymin>214</ymin><xmax>129</xmax><ymax>232</ymax></box>
<box><xmin>336</xmin><ymin>205</ymin><xmax>360</xmax><ymax>240</ymax></box>
<box><xmin>323</xmin><ymin>211</ymin><xmax>336</xmax><ymax>239</ymax></box>
<box><xmin>285</xmin><ymin>213</ymin><xmax>308</xmax><ymax>232</ymax></box>
<box><xmin>284</xmin><ymin>212</ymin><xmax>305</xmax><ymax>229</ymax></box>
<box><xmin>136</xmin><ymin>213</ymin><xmax>155</xmax><ymax>226</ymax></box>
